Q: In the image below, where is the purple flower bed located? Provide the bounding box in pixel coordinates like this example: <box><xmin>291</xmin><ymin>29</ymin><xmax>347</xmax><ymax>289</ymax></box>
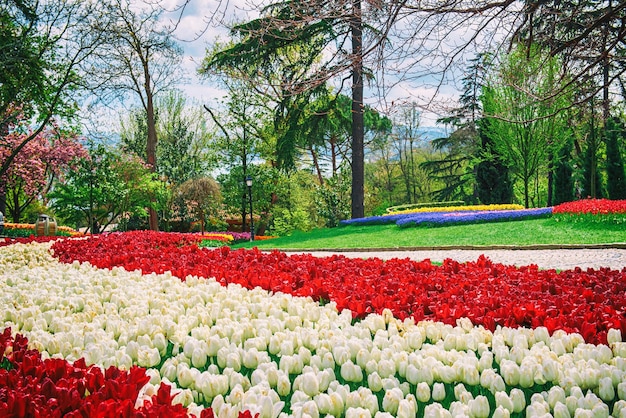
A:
<box><xmin>340</xmin><ymin>208</ymin><xmax>553</xmax><ymax>227</ymax></box>
<box><xmin>339</xmin><ymin>213</ymin><xmax>442</xmax><ymax>226</ymax></box>
<box><xmin>396</xmin><ymin>207</ymin><xmax>553</xmax><ymax>228</ymax></box>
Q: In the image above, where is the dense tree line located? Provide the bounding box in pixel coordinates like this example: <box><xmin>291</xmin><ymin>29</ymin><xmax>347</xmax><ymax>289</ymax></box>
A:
<box><xmin>1</xmin><ymin>0</ymin><xmax>625</xmax><ymax>234</ymax></box>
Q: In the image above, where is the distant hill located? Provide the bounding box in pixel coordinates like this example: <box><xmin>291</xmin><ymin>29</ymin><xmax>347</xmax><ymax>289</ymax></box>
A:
<box><xmin>418</xmin><ymin>126</ymin><xmax>449</xmax><ymax>142</ymax></box>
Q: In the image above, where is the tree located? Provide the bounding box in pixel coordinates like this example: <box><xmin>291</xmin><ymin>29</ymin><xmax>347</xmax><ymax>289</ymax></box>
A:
<box><xmin>1</xmin><ymin>0</ymin><xmax>105</xmax><ymax>213</ymax></box>
<box><xmin>49</xmin><ymin>145</ymin><xmax>166</xmax><ymax>233</ymax></box>
<box><xmin>605</xmin><ymin>116</ymin><xmax>626</xmax><ymax>199</ymax></box>
<box><xmin>202</xmin><ymin>0</ymin><xmax>404</xmax><ymax>219</ymax></box>
<box><xmin>0</xmin><ymin>116</ymin><xmax>87</xmax><ymax>222</ymax></box>
<box><xmin>120</xmin><ymin>91</ymin><xmax>215</xmax><ymax>186</ymax></box>
<box><xmin>483</xmin><ymin>43</ymin><xmax>572</xmax><ymax>207</ymax></box>
<box><xmin>553</xmin><ymin>138</ymin><xmax>575</xmax><ymax>205</ymax></box>
<box><xmin>84</xmin><ymin>0</ymin><xmax>183</xmax><ymax>230</ymax></box>
<box><xmin>174</xmin><ymin>177</ymin><xmax>221</xmax><ymax>234</ymax></box>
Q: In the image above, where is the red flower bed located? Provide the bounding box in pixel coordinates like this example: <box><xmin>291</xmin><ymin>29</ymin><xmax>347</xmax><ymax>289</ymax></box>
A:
<box><xmin>0</xmin><ymin>236</ymin><xmax>68</xmax><ymax>248</ymax></box>
<box><xmin>51</xmin><ymin>231</ymin><xmax>626</xmax><ymax>345</ymax></box>
<box><xmin>553</xmin><ymin>198</ymin><xmax>626</xmax><ymax>214</ymax></box>
<box><xmin>0</xmin><ymin>328</ymin><xmax>201</xmax><ymax>417</ymax></box>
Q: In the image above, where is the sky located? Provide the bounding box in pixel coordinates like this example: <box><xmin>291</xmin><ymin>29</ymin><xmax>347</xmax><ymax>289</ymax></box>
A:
<box><xmin>156</xmin><ymin>0</ymin><xmax>471</xmax><ymax>129</ymax></box>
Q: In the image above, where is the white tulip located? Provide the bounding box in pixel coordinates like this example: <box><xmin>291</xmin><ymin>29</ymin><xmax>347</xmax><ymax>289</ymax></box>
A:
<box><xmin>328</xmin><ymin>392</ymin><xmax>345</xmax><ymax>417</ymax></box>
<box><xmin>367</xmin><ymin>372</ymin><xmax>383</xmax><ymax>393</ymax></box>
<box><xmin>599</xmin><ymin>376</ymin><xmax>615</xmax><ymax>402</ymax></box>
<box><xmin>468</xmin><ymin>395</ymin><xmax>490</xmax><ymax>418</ymax></box>
<box><xmin>345</xmin><ymin>407</ymin><xmax>372</xmax><ymax>418</ymax></box>
<box><xmin>378</xmin><ymin>359</ymin><xmax>396</xmax><ymax>379</ymax></box>
<box><xmin>415</xmin><ymin>382</ymin><xmax>430</xmax><ymax>403</ymax></box>
<box><xmin>177</xmin><ymin>364</ymin><xmax>195</xmax><ymax>388</ymax></box>
<box><xmin>491</xmin><ymin>405</ymin><xmax>510</xmax><ymax>418</ymax></box>
<box><xmin>406</xmin><ymin>330</ymin><xmax>424</xmax><ymax>350</ymax></box>
<box><xmin>301</xmin><ymin>372</ymin><xmax>320</xmax><ymax>397</ymax></box>
<box><xmin>172</xmin><ymin>388</ymin><xmax>195</xmax><ymax>407</ymax></box>
<box><xmin>344</xmin><ymin>391</ymin><xmax>361</xmax><ymax>410</ymax></box>
<box><xmin>356</xmin><ymin>349</ymin><xmax>371</xmax><ymax>369</ymax></box>
<box><xmin>277</xmin><ymin>373</ymin><xmax>291</xmax><ymax>397</ymax></box>
<box><xmin>137</xmin><ymin>346</ymin><xmax>160</xmax><ymax>368</ymax></box>
<box><xmin>547</xmin><ymin>386</ymin><xmax>566</xmax><ymax>409</ymax></box>
<box><xmin>341</xmin><ymin>361</ymin><xmax>363</xmax><ymax>383</ymax></box>
<box><xmin>454</xmin><ymin>383</ymin><xmax>472</xmax><ymax>403</ymax></box>
<box><xmin>553</xmin><ymin>402</ymin><xmax>571</xmax><ymax>418</ymax></box>
<box><xmin>432</xmin><ymin>383</ymin><xmax>446</xmax><ymax>402</ymax></box>
<box><xmin>618</xmin><ymin>382</ymin><xmax>626</xmax><ymax>400</ymax></box>
<box><xmin>509</xmin><ymin>388</ymin><xmax>526</xmax><ymax>413</ymax></box>
<box><xmin>397</xmin><ymin>398</ymin><xmax>416</xmax><ymax>418</ymax></box>
<box><xmin>382</xmin><ymin>387</ymin><xmax>403</xmax><ymax>415</ymax></box>
<box><xmin>495</xmin><ymin>391</ymin><xmax>513</xmax><ymax>413</ymax></box>
<box><xmin>300</xmin><ymin>400</ymin><xmax>320</xmax><ymax>418</ymax></box>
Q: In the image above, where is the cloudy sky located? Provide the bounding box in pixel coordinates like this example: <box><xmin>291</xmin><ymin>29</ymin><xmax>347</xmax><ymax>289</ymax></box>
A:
<box><xmin>159</xmin><ymin>0</ymin><xmax>476</xmax><ymax>128</ymax></box>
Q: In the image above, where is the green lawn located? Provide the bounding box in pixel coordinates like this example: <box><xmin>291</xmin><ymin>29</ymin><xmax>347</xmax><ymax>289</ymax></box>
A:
<box><xmin>233</xmin><ymin>218</ymin><xmax>626</xmax><ymax>250</ymax></box>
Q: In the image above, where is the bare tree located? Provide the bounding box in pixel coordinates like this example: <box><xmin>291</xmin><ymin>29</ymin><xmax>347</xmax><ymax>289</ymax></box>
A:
<box><xmin>84</xmin><ymin>0</ymin><xmax>184</xmax><ymax>230</ymax></box>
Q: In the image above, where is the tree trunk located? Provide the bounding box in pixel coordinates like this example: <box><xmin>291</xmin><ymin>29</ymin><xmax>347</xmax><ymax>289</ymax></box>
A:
<box><xmin>145</xmin><ymin>66</ymin><xmax>159</xmax><ymax>231</ymax></box>
<box><xmin>350</xmin><ymin>0</ymin><xmax>365</xmax><ymax>219</ymax></box>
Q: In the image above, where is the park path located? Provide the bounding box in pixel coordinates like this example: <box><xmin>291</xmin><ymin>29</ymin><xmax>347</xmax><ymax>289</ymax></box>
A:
<box><xmin>281</xmin><ymin>247</ymin><xmax>626</xmax><ymax>271</ymax></box>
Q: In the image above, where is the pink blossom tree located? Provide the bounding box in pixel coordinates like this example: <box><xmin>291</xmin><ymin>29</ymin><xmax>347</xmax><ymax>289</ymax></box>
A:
<box><xmin>0</xmin><ymin>117</ymin><xmax>88</xmax><ymax>222</ymax></box>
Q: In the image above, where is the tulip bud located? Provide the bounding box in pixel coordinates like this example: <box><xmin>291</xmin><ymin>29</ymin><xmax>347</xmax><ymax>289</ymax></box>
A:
<box><xmin>382</xmin><ymin>387</ymin><xmax>403</xmax><ymax>415</ymax></box>
<box><xmin>378</xmin><ymin>359</ymin><xmax>396</xmax><ymax>379</ymax></box>
<box><xmin>416</xmin><ymin>382</ymin><xmax>430</xmax><ymax>403</ymax></box>
<box><xmin>491</xmin><ymin>405</ymin><xmax>510</xmax><ymax>418</ymax></box>
<box><xmin>277</xmin><ymin>373</ymin><xmax>291</xmax><ymax>397</ymax></box>
<box><xmin>327</xmin><ymin>391</ymin><xmax>345</xmax><ymax>417</ymax></box>
<box><xmin>599</xmin><ymin>376</ymin><xmax>615</xmax><ymax>402</ymax></box>
<box><xmin>509</xmin><ymin>388</ymin><xmax>526</xmax><ymax>413</ymax></box>
<box><xmin>518</xmin><ymin>364</ymin><xmax>534</xmax><ymax>388</ymax></box>
<box><xmin>432</xmin><ymin>383</ymin><xmax>446</xmax><ymax>402</ymax></box>
<box><xmin>137</xmin><ymin>347</ymin><xmax>161</xmax><ymax>368</ymax></box>
<box><xmin>547</xmin><ymin>386</ymin><xmax>566</xmax><ymax>410</ymax></box>
<box><xmin>177</xmin><ymin>365</ymin><xmax>194</xmax><ymax>388</ymax></box>
<box><xmin>302</xmin><ymin>372</ymin><xmax>320</xmax><ymax>397</ymax></box>
<box><xmin>552</xmin><ymin>402</ymin><xmax>570</xmax><ymax>418</ymax></box>
<box><xmin>191</xmin><ymin>347</ymin><xmax>207</xmax><ymax>369</ymax></box>
<box><xmin>367</xmin><ymin>371</ymin><xmax>383</xmax><ymax>393</ymax></box>
<box><xmin>495</xmin><ymin>391</ymin><xmax>513</xmax><ymax>413</ymax></box>
<box><xmin>300</xmin><ymin>400</ymin><xmax>320</xmax><ymax>418</ymax></box>
<box><xmin>469</xmin><ymin>395</ymin><xmax>490</xmax><ymax>418</ymax></box>
<box><xmin>171</xmin><ymin>388</ymin><xmax>195</xmax><ymax>407</ymax></box>
<box><xmin>618</xmin><ymin>382</ymin><xmax>626</xmax><ymax>400</ymax></box>
<box><xmin>397</xmin><ymin>398</ymin><xmax>416</xmax><ymax>418</ymax></box>
<box><xmin>345</xmin><ymin>407</ymin><xmax>372</xmax><ymax>418</ymax></box>
<box><xmin>608</xmin><ymin>329</ymin><xmax>622</xmax><ymax>345</ymax></box>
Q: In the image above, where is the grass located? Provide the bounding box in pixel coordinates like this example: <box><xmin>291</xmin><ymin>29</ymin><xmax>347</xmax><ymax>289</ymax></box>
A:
<box><xmin>232</xmin><ymin>218</ymin><xmax>626</xmax><ymax>250</ymax></box>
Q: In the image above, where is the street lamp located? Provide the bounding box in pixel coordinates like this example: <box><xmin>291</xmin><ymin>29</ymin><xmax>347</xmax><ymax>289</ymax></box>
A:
<box><xmin>245</xmin><ymin>175</ymin><xmax>254</xmax><ymax>242</ymax></box>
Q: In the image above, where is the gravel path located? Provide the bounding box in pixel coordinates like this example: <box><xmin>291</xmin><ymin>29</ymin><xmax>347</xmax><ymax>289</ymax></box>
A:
<box><xmin>282</xmin><ymin>247</ymin><xmax>626</xmax><ymax>271</ymax></box>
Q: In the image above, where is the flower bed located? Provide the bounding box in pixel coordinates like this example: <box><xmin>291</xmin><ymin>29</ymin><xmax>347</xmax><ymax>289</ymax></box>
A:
<box><xmin>386</xmin><ymin>204</ymin><xmax>524</xmax><ymax>216</ymax></box>
<box><xmin>396</xmin><ymin>207</ymin><xmax>553</xmax><ymax>228</ymax></box>
<box><xmin>1</xmin><ymin>233</ymin><xmax>625</xmax><ymax>417</ymax></box>
<box><xmin>340</xmin><ymin>207</ymin><xmax>552</xmax><ymax>227</ymax></box>
<box><xmin>553</xmin><ymin>199</ymin><xmax>626</xmax><ymax>215</ymax></box>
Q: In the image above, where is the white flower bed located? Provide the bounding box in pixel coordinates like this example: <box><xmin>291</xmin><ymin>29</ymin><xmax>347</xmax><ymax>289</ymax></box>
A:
<box><xmin>1</xmin><ymin>242</ymin><xmax>625</xmax><ymax>417</ymax></box>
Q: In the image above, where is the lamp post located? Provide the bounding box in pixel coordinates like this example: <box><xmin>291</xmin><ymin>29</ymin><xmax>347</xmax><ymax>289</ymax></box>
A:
<box><xmin>245</xmin><ymin>175</ymin><xmax>254</xmax><ymax>242</ymax></box>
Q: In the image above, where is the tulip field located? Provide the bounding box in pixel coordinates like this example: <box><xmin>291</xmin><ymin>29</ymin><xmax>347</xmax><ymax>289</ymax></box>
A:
<box><xmin>1</xmin><ymin>201</ymin><xmax>626</xmax><ymax>417</ymax></box>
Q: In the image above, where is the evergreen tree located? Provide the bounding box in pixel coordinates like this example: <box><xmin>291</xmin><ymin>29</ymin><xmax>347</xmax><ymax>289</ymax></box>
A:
<box><xmin>581</xmin><ymin>139</ymin><xmax>604</xmax><ymax>200</ymax></box>
<box><xmin>605</xmin><ymin>116</ymin><xmax>626</xmax><ymax>199</ymax></box>
<box><xmin>475</xmin><ymin>119</ymin><xmax>513</xmax><ymax>204</ymax></box>
<box><xmin>553</xmin><ymin>139</ymin><xmax>574</xmax><ymax>205</ymax></box>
